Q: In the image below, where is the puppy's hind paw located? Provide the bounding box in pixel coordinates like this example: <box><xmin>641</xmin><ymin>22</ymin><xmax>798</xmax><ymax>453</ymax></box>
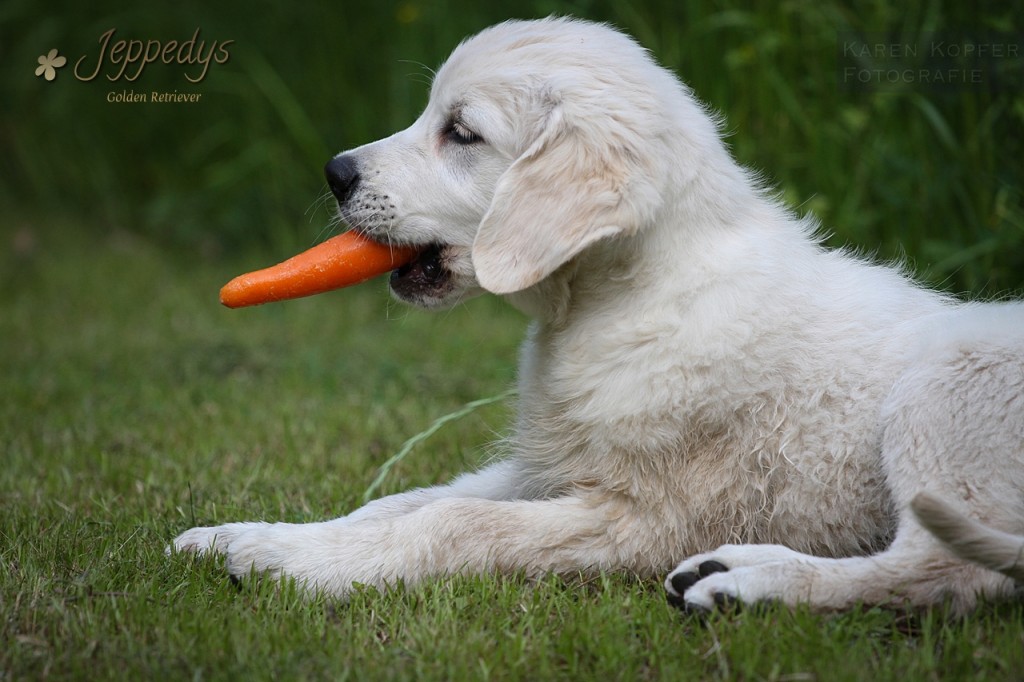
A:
<box><xmin>665</xmin><ymin>559</ymin><xmax>732</xmax><ymax>613</ymax></box>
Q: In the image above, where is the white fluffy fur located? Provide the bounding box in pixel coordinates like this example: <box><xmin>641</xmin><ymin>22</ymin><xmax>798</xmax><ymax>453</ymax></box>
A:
<box><xmin>173</xmin><ymin>18</ymin><xmax>1024</xmax><ymax>613</ymax></box>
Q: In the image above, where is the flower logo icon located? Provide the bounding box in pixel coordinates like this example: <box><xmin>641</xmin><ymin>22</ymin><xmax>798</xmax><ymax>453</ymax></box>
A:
<box><xmin>35</xmin><ymin>49</ymin><xmax>67</xmax><ymax>82</ymax></box>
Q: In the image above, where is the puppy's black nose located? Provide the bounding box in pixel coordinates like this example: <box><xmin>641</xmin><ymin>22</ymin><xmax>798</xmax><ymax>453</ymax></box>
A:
<box><xmin>325</xmin><ymin>155</ymin><xmax>360</xmax><ymax>205</ymax></box>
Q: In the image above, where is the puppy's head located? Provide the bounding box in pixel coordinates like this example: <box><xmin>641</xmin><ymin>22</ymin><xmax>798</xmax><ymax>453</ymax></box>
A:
<box><xmin>326</xmin><ymin>18</ymin><xmax>672</xmax><ymax>309</ymax></box>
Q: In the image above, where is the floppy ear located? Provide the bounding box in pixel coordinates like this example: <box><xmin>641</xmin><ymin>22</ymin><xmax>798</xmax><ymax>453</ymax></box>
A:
<box><xmin>472</xmin><ymin>104</ymin><xmax>659</xmax><ymax>294</ymax></box>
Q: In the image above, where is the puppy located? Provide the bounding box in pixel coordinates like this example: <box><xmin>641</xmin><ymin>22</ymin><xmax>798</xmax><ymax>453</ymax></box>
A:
<box><xmin>174</xmin><ymin>17</ymin><xmax>1024</xmax><ymax>613</ymax></box>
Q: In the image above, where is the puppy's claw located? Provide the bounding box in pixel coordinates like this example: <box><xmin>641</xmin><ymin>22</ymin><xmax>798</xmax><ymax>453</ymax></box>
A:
<box><xmin>713</xmin><ymin>591</ymin><xmax>741</xmax><ymax>611</ymax></box>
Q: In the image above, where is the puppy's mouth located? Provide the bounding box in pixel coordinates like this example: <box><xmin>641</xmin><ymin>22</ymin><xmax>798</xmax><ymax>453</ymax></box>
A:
<box><xmin>389</xmin><ymin>243</ymin><xmax>452</xmax><ymax>299</ymax></box>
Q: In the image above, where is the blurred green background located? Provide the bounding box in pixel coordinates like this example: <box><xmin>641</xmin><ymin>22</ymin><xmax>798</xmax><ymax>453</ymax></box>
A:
<box><xmin>4</xmin><ymin>0</ymin><xmax>1023</xmax><ymax>294</ymax></box>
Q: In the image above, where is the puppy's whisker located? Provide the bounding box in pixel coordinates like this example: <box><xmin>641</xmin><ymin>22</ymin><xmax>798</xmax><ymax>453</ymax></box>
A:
<box><xmin>398</xmin><ymin>59</ymin><xmax>436</xmax><ymax>82</ymax></box>
<box><xmin>305</xmin><ymin>186</ymin><xmax>336</xmax><ymax>222</ymax></box>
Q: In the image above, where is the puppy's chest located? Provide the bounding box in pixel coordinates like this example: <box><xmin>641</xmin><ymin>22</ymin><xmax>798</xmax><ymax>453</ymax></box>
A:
<box><xmin>514</xmin><ymin>334</ymin><xmax>893</xmax><ymax>545</ymax></box>
<box><xmin>515</xmin><ymin>391</ymin><xmax>891</xmax><ymax>554</ymax></box>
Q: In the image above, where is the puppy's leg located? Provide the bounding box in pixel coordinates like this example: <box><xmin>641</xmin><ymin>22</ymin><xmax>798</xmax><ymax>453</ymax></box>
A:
<box><xmin>668</xmin><ymin>345</ymin><xmax>1024</xmax><ymax>613</ymax></box>
<box><xmin>667</xmin><ymin>517</ymin><xmax>1014</xmax><ymax>613</ymax></box>
<box><xmin>190</xmin><ymin>492</ymin><xmax>654</xmax><ymax>597</ymax></box>
<box><xmin>344</xmin><ymin>459</ymin><xmax>525</xmax><ymax>523</ymax></box>
<box><xmin>172</xmin><ymin>459</ymin><xmax>523</xmax><ymax>557</ymax></box>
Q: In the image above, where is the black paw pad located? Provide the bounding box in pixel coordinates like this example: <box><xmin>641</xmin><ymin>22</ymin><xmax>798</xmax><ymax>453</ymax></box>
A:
<box><xmin>670</xmin><ymin>571</ymin><xmax>700</xmax><ymax>595</ymax></box>
<box><xmin>666</xmin><ymin>590</ymin><xmax>688</xmax><ymax>609</ymax></box>
<box><xmin>698</xmin><ymin>560</ymin><xmax>729</xmax><ymax>578</ymax></box>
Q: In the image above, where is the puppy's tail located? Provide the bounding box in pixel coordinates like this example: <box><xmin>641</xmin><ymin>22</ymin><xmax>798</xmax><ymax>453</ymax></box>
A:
<box><xmin>911</xmin><ymin>492</ymin><xmax>1024</xmax><ymax>582</ymax></box>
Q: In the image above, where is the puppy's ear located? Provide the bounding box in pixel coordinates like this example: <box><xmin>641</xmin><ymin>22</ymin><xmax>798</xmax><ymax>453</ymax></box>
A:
<box><xmin>472</xmin><ymin>105</ymin><xmax>660</xmax><ymax>294</ymax></box>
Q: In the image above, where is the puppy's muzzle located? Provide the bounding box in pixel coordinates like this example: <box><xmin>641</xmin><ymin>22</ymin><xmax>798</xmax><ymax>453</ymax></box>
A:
<box><xmin>322</xmin><ymin>152</ymin><xmax>459</xmax><ymax>306</ymax></box>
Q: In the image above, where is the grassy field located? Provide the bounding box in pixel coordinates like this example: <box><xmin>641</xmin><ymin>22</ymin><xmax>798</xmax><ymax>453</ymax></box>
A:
<box><xmin>3</xmin><ymin>225</ymin><xmax>1024</xmax><ymax>681</ymax></box>
<box><xmin>4</xmin><ymin>0</ymin><xmax>1024</xmax><ymax>679</ymax></box>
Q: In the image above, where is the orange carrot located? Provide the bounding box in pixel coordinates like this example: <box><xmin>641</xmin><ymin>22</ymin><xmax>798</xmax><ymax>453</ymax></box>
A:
<box><xmin>219</xmin><ymin>231</ymin><xmax>420</xmax><ymax>308</ymax></box>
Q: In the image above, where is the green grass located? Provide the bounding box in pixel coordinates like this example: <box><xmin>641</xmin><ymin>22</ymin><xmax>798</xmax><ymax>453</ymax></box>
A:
<box><xmin>3</xmin><ymin>221</ymin><xmax>1024</xmax><ymax>681</ymax></box>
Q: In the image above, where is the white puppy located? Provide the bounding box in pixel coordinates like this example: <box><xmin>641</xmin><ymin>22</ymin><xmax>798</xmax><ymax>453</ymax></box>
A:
<box><xmin>174</xmin><ymin>17</ymin><xmax>1024</xmax><ymax>613</ymax></box>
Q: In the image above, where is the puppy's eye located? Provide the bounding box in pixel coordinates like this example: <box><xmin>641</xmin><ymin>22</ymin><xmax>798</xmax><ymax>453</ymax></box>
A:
<box><xmin>445</xmin><ymin>120</ymin><xmax>483</xmax><ymax>145</ymax></box>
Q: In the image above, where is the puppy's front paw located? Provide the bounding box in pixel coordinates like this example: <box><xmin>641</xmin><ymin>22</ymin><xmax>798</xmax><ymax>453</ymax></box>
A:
<box><xmin>170</xmin><ymin>522</ymin><xmax>268</xmax><ymax>557</ymax></box>
<box><xmin>221</xmin><ymin>524</ymin><xmax>303</xmax><ymax>581</ymax></box>
<box><xmin>175</xmin><ymin>521</ymin><xmax>351</xmax><ymax>594</ymax></box>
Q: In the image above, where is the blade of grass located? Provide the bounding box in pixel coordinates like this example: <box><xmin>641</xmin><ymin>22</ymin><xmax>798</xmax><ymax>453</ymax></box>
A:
<box><xmin>362</xmin><ymin>389</ymin><xmax>515</xmax><ymax>503</ymax></box>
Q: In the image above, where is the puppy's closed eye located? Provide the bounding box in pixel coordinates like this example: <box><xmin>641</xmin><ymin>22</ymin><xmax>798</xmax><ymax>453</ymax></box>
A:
<box><xmin>443</xmin><ymin>119</ymin><xmax>484</xmax><ymax>146</ymax></box>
